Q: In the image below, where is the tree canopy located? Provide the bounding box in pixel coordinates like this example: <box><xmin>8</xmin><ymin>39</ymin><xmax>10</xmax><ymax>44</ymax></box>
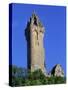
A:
<box><xmin>11</xmin><ymin>65</ymin><xmax>66</xmax><ymax>87</ymax></box>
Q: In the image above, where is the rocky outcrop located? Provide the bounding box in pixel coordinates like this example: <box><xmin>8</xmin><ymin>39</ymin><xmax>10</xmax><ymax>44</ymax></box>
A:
<box><xmin>51</xmin><ymin>64</ymin><xmax>64</xmax><ymax>77</ymax></box>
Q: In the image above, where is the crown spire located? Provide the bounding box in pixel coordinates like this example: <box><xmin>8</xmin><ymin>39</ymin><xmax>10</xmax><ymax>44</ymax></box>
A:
<box><xmin>30</xmin><ymin>11</ymin><xmax>43</xmax><ymax>27</ymax></box>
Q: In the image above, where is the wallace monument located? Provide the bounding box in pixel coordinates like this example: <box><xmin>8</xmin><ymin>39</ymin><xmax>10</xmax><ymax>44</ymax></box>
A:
<box><xmin>9</xmin><ymin>4</ymin><xmax>66</xmax><ymax>86</ymax></box>
<box><xmin>25</xmin><ymin>12</ymin><xmax>64</xmax><ymax>77</ymax></box>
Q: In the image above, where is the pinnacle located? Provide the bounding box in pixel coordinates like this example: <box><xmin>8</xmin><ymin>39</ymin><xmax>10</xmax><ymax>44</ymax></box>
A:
<box><xmin>32</xmin><ymin>11</ymin><xmax>38</xmax><ymax>19</ymax></box>
<box><xmin>30</xmin><ymin>11</ymin><xmax>43</xmax><ymax>27</ymax></box>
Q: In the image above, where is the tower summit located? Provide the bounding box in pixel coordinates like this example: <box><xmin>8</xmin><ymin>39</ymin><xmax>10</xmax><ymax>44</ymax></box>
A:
<box><xmin>25</xmin><ymin>12</ymin><xmax>45</xmax><ymax>73</ymax></box>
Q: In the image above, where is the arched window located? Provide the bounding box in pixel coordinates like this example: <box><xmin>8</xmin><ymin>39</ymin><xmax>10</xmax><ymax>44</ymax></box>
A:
<box><xmin>34</xmin><ymin>17</ymin><xmax>37</xmax><ymax>25</ymax></box>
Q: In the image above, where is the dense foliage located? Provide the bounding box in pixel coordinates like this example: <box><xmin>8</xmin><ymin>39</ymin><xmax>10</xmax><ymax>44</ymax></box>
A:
<box><xmin>11</xmin><ymin>65</ymin><xmax>66</xmax><ymax>86</ymax></box>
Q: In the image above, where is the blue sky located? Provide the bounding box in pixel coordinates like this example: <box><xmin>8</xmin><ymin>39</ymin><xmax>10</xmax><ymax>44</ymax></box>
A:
<box><xmin>11</xmin><ymin>3</ymin><xmax>66</xmax><ymax>75</ymax></box>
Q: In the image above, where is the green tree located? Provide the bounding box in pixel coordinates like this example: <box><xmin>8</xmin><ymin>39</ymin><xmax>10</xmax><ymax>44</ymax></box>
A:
<box><xmin>11</xmin><ymin>65</ymin><xmax>66</xmax><ymax>86</ymax></box>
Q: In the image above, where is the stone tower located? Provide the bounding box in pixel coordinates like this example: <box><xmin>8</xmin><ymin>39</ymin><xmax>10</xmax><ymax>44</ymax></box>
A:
<box><xmin>25</xmin><ymin>12</ymin><xmax>45</xmax><ymax>73</ymax></box>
